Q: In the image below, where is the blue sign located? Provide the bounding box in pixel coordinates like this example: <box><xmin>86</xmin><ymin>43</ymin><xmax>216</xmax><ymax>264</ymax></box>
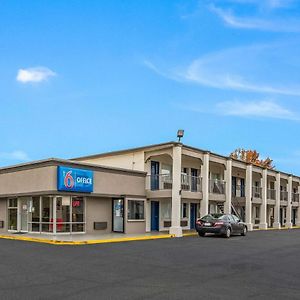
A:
<box><xmin>57</xmin><ymin>166</ymin><xmax>93</xmax><ymax>193</ymax></box>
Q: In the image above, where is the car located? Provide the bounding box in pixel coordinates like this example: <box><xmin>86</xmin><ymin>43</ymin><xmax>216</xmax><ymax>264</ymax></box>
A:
<box><xmin>195</xmin><ymin>213</ymin><xmax>247</xmax><ymax>238</ymax></box>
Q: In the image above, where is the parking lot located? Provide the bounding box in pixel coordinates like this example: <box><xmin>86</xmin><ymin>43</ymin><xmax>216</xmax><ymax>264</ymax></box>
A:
<box><xmin>0</xmin><ymin>230</ymin><xmax>300</xmax><ymax>299</ymax></box>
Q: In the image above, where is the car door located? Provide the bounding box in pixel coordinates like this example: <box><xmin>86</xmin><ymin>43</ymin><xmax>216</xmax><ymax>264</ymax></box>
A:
<box><xmin>228</xmin><ymin>215</ymin><xmax>238</xmax><ymax>234</ymax></box>
<box><xmin>232</xmin><ymin>215</ymin><xmax>242</xmax><ymax>233</ymax></box>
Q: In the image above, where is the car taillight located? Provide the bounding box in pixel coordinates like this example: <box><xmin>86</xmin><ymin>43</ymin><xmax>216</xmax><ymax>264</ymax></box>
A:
<box><xmin>196</xmin><ymin>220</ymin><xmax>202</xmax><ymax>225</ymax></box>
<box><xmin>214</xmin><ymin>222</ymin><xmax>224</xmax><ymax>227</ymax></box>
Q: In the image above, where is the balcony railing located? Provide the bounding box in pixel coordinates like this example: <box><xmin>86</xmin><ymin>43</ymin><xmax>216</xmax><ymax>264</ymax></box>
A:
<box><xmin>280</xmin><ymin>191</ymin><xmax>288</xmax><ymax>201</ymax></box>
<box><xmin>181</xmin><ymin>174</ymin><xmax>202</xmax><ymax>192</ymax></box>
<box><xmin>267</xmin><ymin>189</ymin><xmax>276</xmax><ymax>200</ymax></box>
<box><xmin>147</xmin><ymin>174</ymin><xmax>172</xmax><ymax>190</ymax></box>
<box><xmin>252</xmin><ymin>186</ymin><xmax>262</xmax><ymax>198</ymax></box>
<box><xmin>232</xmin><ymin>185</ymin><xmax>245</xmax><ymax>197</ymax></box>
<box><xmin>209</xmin><ymin>179</ymin><xmax>226</xmax><ymax>194</ymax></box>
<box><xmin>146</xmin><ymin>174</ymin><xmax>201</xmax><ymax>192</ymax></box>
<box><xmin>292</xmin><ymin>193</ymin><xmax>299</xmax><ymax>202</ymax></box>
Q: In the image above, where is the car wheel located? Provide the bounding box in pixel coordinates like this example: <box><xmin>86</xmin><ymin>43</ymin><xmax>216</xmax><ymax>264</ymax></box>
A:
<box><xmin>241</xmin><ymin>226</ymin><xmax>247</xmax><ymax>236</ymax></box>
<box><xmin>224</xmin><ymin>227</ymin><xmax>231</xmax><ymax>238</ymax></box>
<box><xmin>198</xmin><ymin>232</ymin><xmax>205</xmax><ymax>237</ymax></box>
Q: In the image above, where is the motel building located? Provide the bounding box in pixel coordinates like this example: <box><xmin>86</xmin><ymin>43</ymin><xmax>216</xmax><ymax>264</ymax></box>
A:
<box><xmin>0</xmin><ymin>141</ymin><xmax>300</xmax><ymax>237</ymax></box>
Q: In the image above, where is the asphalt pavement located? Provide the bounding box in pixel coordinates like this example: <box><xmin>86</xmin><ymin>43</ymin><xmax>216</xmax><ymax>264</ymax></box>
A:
<box><xmin>0</xmin><ymin>229</ymin><xmax>300</xmax><ymax>299</ymax></box>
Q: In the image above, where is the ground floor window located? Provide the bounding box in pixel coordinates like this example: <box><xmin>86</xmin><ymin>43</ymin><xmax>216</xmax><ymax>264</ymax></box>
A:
<box><xmin>127</xmin><ymin>200</ymin><xmax>144</xmax><ymax>220</ymax></box>
<box><xmin>8</xmin><ymin>198</ymin><xmax>18</xmax><ymax>231</ymax></box>
<box><xmin>8</xmin><ymin>195</ymin><xmax>85</xmax><ymax>234</ymax></box>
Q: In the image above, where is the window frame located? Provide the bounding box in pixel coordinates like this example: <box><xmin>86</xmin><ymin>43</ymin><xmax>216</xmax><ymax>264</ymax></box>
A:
<box><xmin>127</xmin><ymin>199</ymin><xmax>145</xmax><ymax>221</ymax></box>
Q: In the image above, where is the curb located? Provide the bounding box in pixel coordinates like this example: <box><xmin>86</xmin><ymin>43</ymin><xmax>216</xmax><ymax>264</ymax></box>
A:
<box><xmin>0</xmin><ymin>234</ymin><xmax>175</xmax><ymax>246</ymax></box>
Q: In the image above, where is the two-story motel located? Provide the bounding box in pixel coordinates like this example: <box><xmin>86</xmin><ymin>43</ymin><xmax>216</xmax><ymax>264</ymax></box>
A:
<box><xmin>0</xmin><ymin>141</ymin><xmax>299</xmax><ymax>237</ymax></box>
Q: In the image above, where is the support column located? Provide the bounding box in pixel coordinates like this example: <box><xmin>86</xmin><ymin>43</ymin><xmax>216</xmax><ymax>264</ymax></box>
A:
<box><xmin>259</xmin><ymin>169</ymin><xmax>268</xmax><ymax>229</ymax></box>
<box><xmin>169</xmin><ymin>144</ymin><xmax>183</xmax><ymax>237</ymax></box>
<box><xmin>145</xmin><ymin>200</ymin><xmax>151</xmax><ymax>232</ymax></box>
<box><xmin>224</xmin><ymin>159</ymin><xmax>232</xmax><ymax>214</ymax></box>
<box><xmin>286</xmin><ymin>176</ymin><xmax>293</xmax><ymax>228</ymax></box>
<box><xmin>296</xmin><ymin>185</ymin><xmax>300</xmax><ymax>226</ymax></box>
<box><xmin>273</xmin><ymin>172</ymin><xmax>281</xmax><ymax>228</ymax></box>
<box><xmin>200</xmin><ymin>152</ymin><xmax>209</xmax><ymax>217</ymax></box>
<box><xmin>245</xmin><ymin>164</ymin><xmax>253</xmax><ymax>231</ymax></box>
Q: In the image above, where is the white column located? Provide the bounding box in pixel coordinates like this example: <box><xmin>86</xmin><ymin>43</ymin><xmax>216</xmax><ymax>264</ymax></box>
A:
<box><xmin>145</xmin><ymin>200</ymin><xmax>151</xmax><ymax>232</ymax></box>
<box><xmin>259</xmin><ymin>169</ymin><xmax>268</xmax><ymax>229</ymax></box>
<box><xmin>200</xmin><ymin>152</ymin><xmax>209</xmax><ymax>217</ymax></box>
<box><xmin>17</xmin><ymin>198</ymin><xmax>21</xmax><ymax>232</ymax></box>
<box><xmin>53</xmin><ymin>196</ymin><xmax>57</xmax><ymax>235</ymax></box>
<box><xmin>286</xmin><ymin>176</ymin><xmax>293</xmax><ymax>228</ymax></box>
<box><xmin>245</xmin><ymin>164</ymin><xmax>253</xmax><ymax>231</ymax></box>
<box><xmin>273</xmin><ymin>172</ymin><xmax>281</xmax><ymax>228</ymax></box>
<box><xmin>224</xmin><ymin>159</ymin><xmax>232</xmax><ymax>214</ymax></box>
<box><xmin>296</xmin><ymin>185</ymin><xmax>300</xmax><ymax>226</ymax></box>
<box><xmin>169</xmin><ymin>144</ymin><xmax>183</xmax><ymax>237</ymax></box>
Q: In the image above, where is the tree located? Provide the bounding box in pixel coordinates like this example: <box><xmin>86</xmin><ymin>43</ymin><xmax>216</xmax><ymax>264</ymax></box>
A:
<box><xmin>230</xmin><ymin>148</ymin><xmax>275</xmax><ymax>169</ymax></box>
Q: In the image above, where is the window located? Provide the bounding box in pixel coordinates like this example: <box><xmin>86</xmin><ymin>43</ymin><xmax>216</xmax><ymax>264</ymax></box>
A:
<box><xmin>182</xmin><ymin>203</ymin><xmax>188</xmax><ymax>218</ymax></box>
<box><xmin>128</xmin><ymin>200</ymin><xmax>144</xmax><ymax>220</ymax></box>
<box><xmin>232</xmin><ymin>215</ymin><xmax>240</xmax><ymax>222</ymax></box>
<box><xmin>8</xmin><ymin>198</ymin><xmax>18</xmax><ymax>231</ymax></box>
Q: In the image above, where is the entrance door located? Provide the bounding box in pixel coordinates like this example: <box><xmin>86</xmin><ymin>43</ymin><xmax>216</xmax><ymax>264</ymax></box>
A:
<box><xmin>232</xmin><ymin>177</ymin><xmax>237</xmax><ymax>197</ymax></box>
<box><xmin>151</xmin><ymin>161</ymin><xmax>160</xmax><ymax>190</ymax></box>
<box><xmin>113</xmin><ymin>199</ymin><xmax>124</xmax><ymax>232</ymax></box>
<box><xmin>190</xmin><ymin>203</ymin><xmax>197</xmax><ymax>229</ymax></box>
<box><xmin>20</xmin><ymin>198</ymin><xmax>29</xmax><ymax>232</ymax></box>
<box><xmin>292</xmin><ymin>209</ymin><xmax>297</xmax><ymax>226</ymax></box>
<box><xmin>280</xmin><ymin>208</ymin><xmax>284</xmax><ymax>226</ymax></box>
<box><xmin>151</xmin><ymin>201</ymin><xmax>159</xmax><ymax>231</ymax></box>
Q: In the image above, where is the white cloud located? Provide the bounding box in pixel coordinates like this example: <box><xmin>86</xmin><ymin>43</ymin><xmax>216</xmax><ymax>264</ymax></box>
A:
<box><xmin>216</xmin><ymin>100</ymin><xmax>298</xmax><ymax>120</ymax></box>
<box><xmin>180</xmin><ymin>44</ymin><xmax>300</xmax><ymax>96</ymax></box>
<box><xmin>0</xmin><ymin>150</ymin><xmax>30</xmax><ymax>162</ymax></box>
<box><xmin>209</xmin><ymin>4</ymin><xmax>300</xmax><ymax>32</ymax></box>
<box><xmin>16</xmin><ymin>67</ymin><xmax>56</xmax><ymax>83</ymax></box>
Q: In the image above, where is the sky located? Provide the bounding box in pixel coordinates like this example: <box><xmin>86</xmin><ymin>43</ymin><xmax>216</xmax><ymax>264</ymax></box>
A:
<box><xmin>0</xmin><ymin>0</ymin><xmax>300</xmax><ymax>174</ymax></box>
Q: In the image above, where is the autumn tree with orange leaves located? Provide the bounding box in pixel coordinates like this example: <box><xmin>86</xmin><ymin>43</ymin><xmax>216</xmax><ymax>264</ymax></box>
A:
<box><xmin>230</xmin><ymin>148</ymin><xmax>275</xmax><ymax>170</ymax></box>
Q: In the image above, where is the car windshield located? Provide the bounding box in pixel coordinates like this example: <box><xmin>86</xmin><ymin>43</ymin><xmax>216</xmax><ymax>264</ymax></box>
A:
<box><xmin>200</xmin><ymin>214</ymin><xmax>226</xmax><ymax>221</ymax></box>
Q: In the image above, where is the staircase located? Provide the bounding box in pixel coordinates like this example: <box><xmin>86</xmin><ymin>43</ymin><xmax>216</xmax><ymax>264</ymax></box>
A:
<box><xmin>217</xmin><ymin>203</ymin><xmax>242</xmax><ymax>220</ymax></box>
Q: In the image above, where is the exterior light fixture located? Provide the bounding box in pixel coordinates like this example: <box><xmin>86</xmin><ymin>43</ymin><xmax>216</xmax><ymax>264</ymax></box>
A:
<box><xmin>177</xmin><ymin>129</ymin><xmax>184</xmax><ymax>142</ymax></box>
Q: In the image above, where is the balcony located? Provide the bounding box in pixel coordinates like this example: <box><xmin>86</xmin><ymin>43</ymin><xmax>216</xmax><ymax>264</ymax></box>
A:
<box><xmin>267</xmin><ymin>189</ymin><xmax>276</xmax><ymax>200</ymax></box>
<box><xmin>146</xmin><ymin>174</ymin><xmax>201</xmax><ymax>192</ymax></box>
<box><xmin>292</xmin><ymin>193</ymin><xmax>299</xmax><ymax>202</ymax></box>
<box><xmin>209</xmin><ymin>179</ymin><xmax>226</xmax><ymax>194</ymax></box>
<box><xmin>146</xmin><ymin>174</ymin><xmax>172</xmax><ymax>190</ymax></box>
<box><xmin>232</xmin><ymin>185</ymin><xmax>245</xmax><ymax>198</ymax></box>
<box><xmin>181</xmin><ymin>174</ymin><xmax>202</xmax><ymax>192</ymax></box>
<box><xmin>252</xmin><ymin>186</ymin><xmax>262</xmax><ymax>199</ymax></box>
<box><xmin>280</xmin><ymin>191</ymin><xmax>288</xmax><ymax>201</ymax></box>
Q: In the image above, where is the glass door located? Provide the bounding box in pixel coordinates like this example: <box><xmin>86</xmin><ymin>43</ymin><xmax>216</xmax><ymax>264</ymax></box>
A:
<box><xmin>113</xmin><ymin>199</ymin><xmax>124</xmax><ymax>232</ymax></box>
<box><xmin>20</xmin><ymin>197</ymin><xmax>30</xmax><ymax>232</ymax></box>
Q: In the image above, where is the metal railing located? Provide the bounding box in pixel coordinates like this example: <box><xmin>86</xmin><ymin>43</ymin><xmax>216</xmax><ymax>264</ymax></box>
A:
<box><xmin>267</xmin><ymin>189</ymin><xmax>276</xmax><ymax>200</ymax></box>
<box><xmin>280</xmin><ymin>191</ymin><xmax>288</xmax><ymax>201</ymax></box>
<box><xmin>146</xmin><ymin>174</ymin><xmax>201</xmax><ymax>192</ymax></box>
<box><xmin>292</xmin><ymin>193</ymin><xmax>299</xmax><ymax>202</ymax></box>
<box><xmin>232</xmin><ymin>185</ymin><xmax>245</xmax><ymax>197</ymax></box>
<box><xmin>252</xmin><ymin>186</ymin><xmax>262</xmax><ymax>198</ymax></box>
<box><xmin>147</xmin><ymin>174</ymin><xmax>172</xmax><ymax>190</ymax></box>
<box><xmin>181</xmin><ymin>174</ymin><xmax>201</xmax><ymax>192</ymax></box>
<box><xmin>209</xmin><ymin>179</ymin><xmax>226</xmax><ymax>194</ymax></box>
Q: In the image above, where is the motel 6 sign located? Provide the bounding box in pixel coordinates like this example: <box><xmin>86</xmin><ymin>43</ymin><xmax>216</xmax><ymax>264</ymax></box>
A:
<box><xmin>57</xmin><ymin>166</ymin><xmax>94</xmax><ymax>193</ymax></box>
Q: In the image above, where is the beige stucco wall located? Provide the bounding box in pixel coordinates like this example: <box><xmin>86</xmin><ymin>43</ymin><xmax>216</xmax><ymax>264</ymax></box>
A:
<box><xmin>77</xmin><ymin>151</ymin><xmax>145</xmax><ymax>171</ymax></box>
<box><xmin>0</xmin><ymin>199</ymin><xmax>6</xmax><ymax>233</ymax></box>
<box><xmin>86</xmin><ymin>197</ymin><xmax>112</xmax><ymax>234</ymax></box>
<box><xmin>0</xmin><ymin>165</ymin><xmax>146</xmax><ymax>198</ymax></box>
<box><xmin>0</xmin><ymin>166</ymin><xmax>57</xmax><ymax>196</ymax></box>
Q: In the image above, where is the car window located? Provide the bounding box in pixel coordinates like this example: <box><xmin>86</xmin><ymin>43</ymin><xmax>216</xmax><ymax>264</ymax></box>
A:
<box><xmin>201</xmin><ymin>214</ymin><xmax>224</xmax><ymax>221</ymax></box>
<box><xmin>227</xmin><ymin>215</ymin><xmax>235</xmax><ymax>222</ymax></box>
<box><xmin>232</xmin><ymin>215</ymin><xmax>240</xmax><ymax>222</ymax></box>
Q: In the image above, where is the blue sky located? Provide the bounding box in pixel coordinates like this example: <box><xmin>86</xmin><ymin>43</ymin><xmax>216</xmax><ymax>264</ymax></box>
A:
<box><xmin>0</xmin><ymin>0</ymin><xmax>300</xmax><ymax>174</ymax></box>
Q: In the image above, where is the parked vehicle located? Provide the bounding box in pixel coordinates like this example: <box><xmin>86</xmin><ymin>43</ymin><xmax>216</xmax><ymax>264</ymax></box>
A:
<box><xmin>195</xmin><ymin>213</ymin><xmax>247</xmax><ymax>238</ymax></box>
